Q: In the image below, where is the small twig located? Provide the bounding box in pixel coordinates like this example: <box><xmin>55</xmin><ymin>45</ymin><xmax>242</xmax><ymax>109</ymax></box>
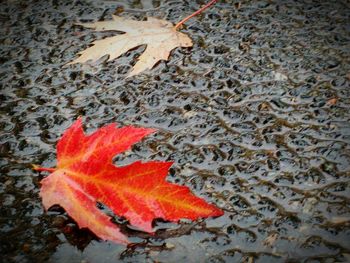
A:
<box><xmin>174</xmin><ymin>0</ymin><xmax>218</xmax><ymax>30</ymax></box>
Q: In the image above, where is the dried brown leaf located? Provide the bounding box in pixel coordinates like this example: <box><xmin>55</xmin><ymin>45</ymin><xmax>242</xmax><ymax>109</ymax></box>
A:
<box><xmin>68</xmin><ymin>15</ymin><xmax>193</xmax><ymax>77</ymax></box>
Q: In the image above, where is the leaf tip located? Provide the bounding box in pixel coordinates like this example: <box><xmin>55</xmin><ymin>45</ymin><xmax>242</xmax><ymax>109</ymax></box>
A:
<box><xmin>70</xmin><ymin>117</ymin><xmax>84</xmax><ymax>129</ymax></box>
<box><xmin>212</xmin><ymin>206</ymin><xmax>224</xmax><ymax>217</ymax></box>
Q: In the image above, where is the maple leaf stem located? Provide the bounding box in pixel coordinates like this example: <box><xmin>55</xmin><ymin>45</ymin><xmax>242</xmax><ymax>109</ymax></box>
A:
<box><xmin>32</xmin><ymin>164</ymin><xmax>56</xmax><ymax>173</ymax></box>
<box><xmin>174</xmin><ymin>0</ymin><xmax>218</xmax><ymax>30</ymax></box>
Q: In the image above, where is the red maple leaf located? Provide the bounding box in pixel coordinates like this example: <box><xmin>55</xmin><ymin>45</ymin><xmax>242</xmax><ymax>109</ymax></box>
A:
<box><xmin>34</xmin><ymin>119</ymin><xmax>223</xmax><ymax>244</ymax></box>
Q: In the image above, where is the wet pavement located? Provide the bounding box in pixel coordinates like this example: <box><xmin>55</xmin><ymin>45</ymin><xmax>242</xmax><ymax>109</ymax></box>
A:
<box><xmin>1</xmin><ymin>0</ymin><xmax>350</xmax><ymax>262</ymax></box>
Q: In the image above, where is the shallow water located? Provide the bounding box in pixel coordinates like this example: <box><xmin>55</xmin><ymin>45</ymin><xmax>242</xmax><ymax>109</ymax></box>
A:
<box><xmin>1</xmin><ymin>0</ymin><xmax>350</xmax><ymax>262</ymax></box>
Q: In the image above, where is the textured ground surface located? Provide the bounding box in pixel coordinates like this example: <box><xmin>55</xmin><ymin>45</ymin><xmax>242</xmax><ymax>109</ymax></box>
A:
<box><xmin>1</xmin><ymin>0</ymin><xmax>350</xmax><ymax>262</ymax></box>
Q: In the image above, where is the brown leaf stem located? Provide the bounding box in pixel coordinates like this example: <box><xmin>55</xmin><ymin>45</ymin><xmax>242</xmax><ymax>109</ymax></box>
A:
<box><xmin>174</xmin><ymin>0</ymin><xmax>218</xmax><ymax>30</ymax></box>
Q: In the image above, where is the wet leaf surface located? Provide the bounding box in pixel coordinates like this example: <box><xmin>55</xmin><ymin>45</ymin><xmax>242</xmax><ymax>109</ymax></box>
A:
<box><xmin>1</xmin><ymin>0</ymin><xmax>350</xmax><ymax>262</ymax></box>
<box><xmin>37</xmin><ymin>119</ymin><xmax>222</xmax><ymax>244</ymax></box>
